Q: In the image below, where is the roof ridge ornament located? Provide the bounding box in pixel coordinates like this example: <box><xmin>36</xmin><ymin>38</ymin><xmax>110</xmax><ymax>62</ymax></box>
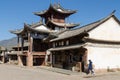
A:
<box><xmin>111</xmin><ymin>10</ymin><xmax>116</xmax><ymax>15</ymax></box>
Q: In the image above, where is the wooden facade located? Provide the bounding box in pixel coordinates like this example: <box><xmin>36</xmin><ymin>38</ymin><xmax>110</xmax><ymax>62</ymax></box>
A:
<box><xmin>10</xmin><ymin>3</ymin><xmax>78</xmax><ymax>67</ymax></box>
<box><xmin>0</xmin><ymin>46</ymin><xmax>7</xmax><ymax>63</ymax></box>
<box><xmin>16</xmin><ymin>29</ymin><xmax>50</xmax><ymax>66</ymax></box>
<box><xmin>48</xmin><ymin>32</ymin><xmax>88</xmax><ymax>72</ymax></box>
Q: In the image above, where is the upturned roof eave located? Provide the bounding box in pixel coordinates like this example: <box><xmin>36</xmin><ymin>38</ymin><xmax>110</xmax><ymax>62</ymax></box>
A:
<box><xmin>24</xmin><ymin>23</ymin><xmax>52</xmax><ymax>34</ymax></box>
<box><xmin>9</xmin><ymin>29</ymin><xmax>23</xmax><ymax>35</ymax></box>
<box><xmin>48</xmin><ymin>20</ymin><xmax>80</xmax><ymax>28</ymax></box>
<box><xmin>10</xmin><ymin>22</ymin><xmax>54</xmax><ymax>35</ymax></box>
<box><xmin>34</xmin><ymin>4</ymin><xmax>77</xmax><ymax>17</ymax></box>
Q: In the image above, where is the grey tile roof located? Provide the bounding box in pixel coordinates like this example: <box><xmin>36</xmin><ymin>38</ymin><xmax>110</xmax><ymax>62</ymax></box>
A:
<box><xmin>27</xmin><ymin>21</ymin><xmax>43</xmax><ymax>28</ymax></box>
<box><xmin>10</xmin><ymin>22</ymin><xmax>54</xmax><ymax>34</ymax></box>
<box><xmin>24</xmin><ymin>23</ymin><xmax>54</xmax><ymax>34</ymax></box>
<box><xmin>83</xmin><ymin>37</ymin><xmax>120</xmax><ymax>45</ymax></box>
<box><xmin>34</xmin><ymin>3</ymin><xmax>77</xmax><ymax>16</ymax></box>
<box><xmin>48</xmin><ymin>43</ymin><xmax>85</xmax><ymax>51</ymax></box>
<box><xmin>50</xmin><ymin>12</ymin><xmax>119</xmax><ymax>42</ymax></box>
<box><xmin>48</xmin><ymin>20</ymin><xmax>80</xmax><ymax>28</ymax></box>
<box><xmin>10</xmin><ymin>29</ymin><xmax>23</xmax><ymax>35</ymax></box>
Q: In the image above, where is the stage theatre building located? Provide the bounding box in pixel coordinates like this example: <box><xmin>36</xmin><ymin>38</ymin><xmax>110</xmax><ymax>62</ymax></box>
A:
<box><xmin>10</xmin><ymin>4</ymin><xmax>78</xmax><ymax>67</ymax></box>
<box><xmin>11</xmin><ymin>4</ymin><xmax>120</xmax><ymax>72</ymax></box>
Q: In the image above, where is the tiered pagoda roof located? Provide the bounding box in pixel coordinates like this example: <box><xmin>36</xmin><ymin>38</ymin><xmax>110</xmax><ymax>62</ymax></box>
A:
<box><xmin>34</xmin><ymin>3</ymin><xmax>77</xmax><ymax>17</ymax></box>
<box><xmin>34</xmin><ymin>3</ymin><xmax>79</xmax><ymax>30</ymax></box>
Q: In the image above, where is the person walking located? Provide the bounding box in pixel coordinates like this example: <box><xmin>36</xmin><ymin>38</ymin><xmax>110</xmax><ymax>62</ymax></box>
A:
<box><xmin>87</xmin><ymin>60</ymin><xmax>95</xmax><ymax>75</ymax></box>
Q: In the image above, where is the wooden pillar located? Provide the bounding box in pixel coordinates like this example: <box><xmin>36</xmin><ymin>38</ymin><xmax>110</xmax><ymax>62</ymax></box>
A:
<box><xmin>17</xmin><ymin>35</ymin><xmax>20</xmax><ymax>52</ymax></box>
<box><xmin>2</xmin><ymin>57</ymin><xmax>4</xmax><ymax>63</ymax></box>
<box><xmin>17</xmin><ymin>35</ymin><xmax>22</xmax><ymax>66</ymax></box>
<box><xmin>52</xmin><ymin>52</ymin><xmax>55</xmax><ymax>67</ymax></box>
<box><xmin>8</xmin><ymin>56</ymin><xmax>11</xmax><ymax>63</ymax></box>
<box><xmin>18</xmin><ymin>55</ymin><xmax>23</xmax><ymax>66</ymax></box>
<box><xmin>27</xmin><ymin>53</ymin><xmax>33</xmax><ymax>67</ymax></box>
<box><xmin>27</xmin><ymin>32</ymin><xmax>33</xmax><ymax>67</ymax></box>
<box><xmin>50</xmin><ymin>52</ymin><xmax>53</xmax><ymax>67</ymax></box>
<box><xmin>2</xmin><ymin>52</ymin><xmax>5</xmax><ymax>63</ymax></box>
<box><xmin>82</xmin><ymin>49</ymin><xmax>88</xmax><ymax>72</ymax></box>
<box><xmin>84</xmin><ymin>50</ymin><xmax>88</xmax><ymax>65</ymax></box>
<box><xmin>17</xmin><ymin>35</ymin><xmax>23</xmax><ymax>66</ymax></box>
<box><xmin>21</xmin><ymin>37</ymin><xmax>24</xmax><ymax>52</ymax></box>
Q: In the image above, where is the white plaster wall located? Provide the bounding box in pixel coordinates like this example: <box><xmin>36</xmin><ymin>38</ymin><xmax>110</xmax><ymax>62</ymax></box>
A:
<box><xmin>85</xmin><ymin>46</ymin><xmax>120</xmax><ymax>69</ymax></box>
<box><xmin>89</xmin><ymin>17</ymin><xmax>120</xmax><ymax>41</ymax></box>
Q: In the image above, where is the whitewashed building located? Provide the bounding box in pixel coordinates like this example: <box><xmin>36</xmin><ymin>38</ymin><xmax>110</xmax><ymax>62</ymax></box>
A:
<box><xmin>84</xmin><ymin>12</ymin><xmax>120</xmax><ymax>72</ymax></box>
<box><xmin>49</xmin><ymin>12</ymin><xmax>120</xmax><ymax>72</ymax></box>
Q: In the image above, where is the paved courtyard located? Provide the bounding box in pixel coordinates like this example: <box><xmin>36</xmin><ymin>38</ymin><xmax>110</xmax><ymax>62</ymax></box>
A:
<box><xmin>0</xmin><ymin>64</ymin><xmax>120</xmax><ymax>80</ymax></box>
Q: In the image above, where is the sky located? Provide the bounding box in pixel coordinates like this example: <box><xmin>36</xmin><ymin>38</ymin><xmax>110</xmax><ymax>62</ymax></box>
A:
<box><xmin>0</xmin><ymin>0</ymin><xmax>120</xmax><ymax>41</ymax></box>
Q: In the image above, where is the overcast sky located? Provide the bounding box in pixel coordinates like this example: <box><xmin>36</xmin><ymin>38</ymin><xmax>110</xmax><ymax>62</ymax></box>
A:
<box><xmin>0</xmin><ymin>0</ymin><xmax>120</xmax><ymax>40</ymax></box>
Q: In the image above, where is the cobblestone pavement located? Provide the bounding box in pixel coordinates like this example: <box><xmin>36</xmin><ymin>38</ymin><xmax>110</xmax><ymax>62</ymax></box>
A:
<box><xmin>0</xmin><ymin>64</ymin><xmax>120</xmax><ymax>80</ymax></box>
